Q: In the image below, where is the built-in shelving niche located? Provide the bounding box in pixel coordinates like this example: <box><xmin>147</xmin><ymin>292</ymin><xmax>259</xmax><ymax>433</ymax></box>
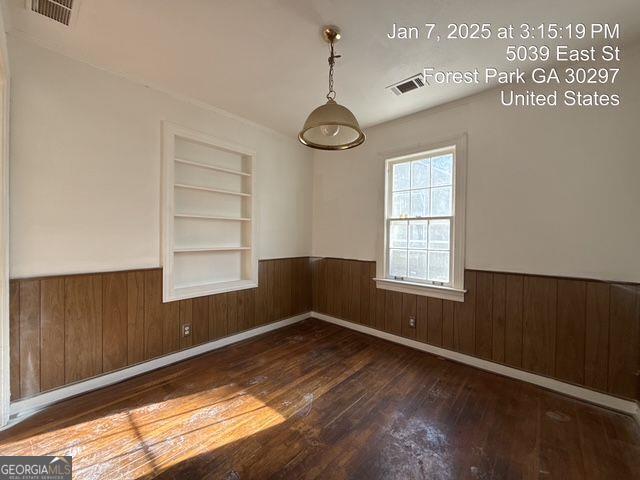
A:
<box><xmin>162</xmin><ymin>122</ymin><xmax>257</xmax><ymax>301</ymax></box>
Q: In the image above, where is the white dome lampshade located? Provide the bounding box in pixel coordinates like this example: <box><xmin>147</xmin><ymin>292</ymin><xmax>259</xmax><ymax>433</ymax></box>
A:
<box><xmin>298</xmin><ymin>99</ymin><xmax>365</xmax><ymax>150</ymax></box>
<box><xmin>298</xmin><ymin>26</ymin><xmax>365</xmax><ymax>151</ymax></box>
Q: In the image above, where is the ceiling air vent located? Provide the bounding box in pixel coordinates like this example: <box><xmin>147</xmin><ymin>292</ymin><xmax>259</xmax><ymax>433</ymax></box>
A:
<box><xmin>29</xmin><ymin>0</ymin><xmax>75</xmax><ymax>26</ymax></box>
<box><xmin>387</xmin><ymin>74</ymin><xmax>425</xmax><ymax>96</ymax></box>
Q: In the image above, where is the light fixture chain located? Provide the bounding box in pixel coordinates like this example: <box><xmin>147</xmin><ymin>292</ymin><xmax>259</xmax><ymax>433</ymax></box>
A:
<box><xmin>327</xmin><ymin>40</ymin><xmax>339</xmax><ymax>100</ymax></box>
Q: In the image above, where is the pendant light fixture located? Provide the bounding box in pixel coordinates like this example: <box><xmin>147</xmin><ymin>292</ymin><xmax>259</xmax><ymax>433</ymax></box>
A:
<box><xmin>298</xmin><ymin>26</ymin><xmax>365</xmax><ymax>150</ymax></box>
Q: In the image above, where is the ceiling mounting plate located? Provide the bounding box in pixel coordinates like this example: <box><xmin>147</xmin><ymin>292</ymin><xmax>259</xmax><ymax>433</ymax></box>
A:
<box><xmin>322</xmin><ymin>26</ymin><xmax>341</xmax><ymax>43</ymax></box>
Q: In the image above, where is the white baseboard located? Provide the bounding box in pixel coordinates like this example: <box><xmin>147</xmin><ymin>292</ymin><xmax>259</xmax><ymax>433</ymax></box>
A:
<box><xmin>7</xmin><ymin>312</ymin><xmax>310</xmax><ymax>425</ymax></box>
<box><xmin>312</xmin><ymin>312</ymin><xmax>640</xmax><ymax>420</ymax></box>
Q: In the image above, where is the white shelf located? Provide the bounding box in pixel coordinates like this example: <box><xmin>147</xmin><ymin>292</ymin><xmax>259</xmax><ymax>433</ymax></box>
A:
<box><xmin>174</xmin><ymin>183</ymin><xmax>251</xmax><ymax>197</ymax></box>
<box><xmin>174</xmin><ymin>246</ymin><xmax>251</xmax><ymax>253</ymax></box>
<box><xmin>175</xmin><ymin>157</ymin><xmax>251</xmax><ymax>177</ymax></box>
<box><xmin>175</xmin><ymin>213</ymin><xmax>251</xmax><ymax>221</ymax></box>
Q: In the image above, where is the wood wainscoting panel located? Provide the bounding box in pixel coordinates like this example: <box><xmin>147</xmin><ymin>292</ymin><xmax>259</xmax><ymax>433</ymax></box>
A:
<box><xmin>311</xmin><ymin>258</ymin><xmax>640</xmax><ymax>402</ymax></box>
<box><xmin>39</xmin><ymin>278</ymin><xmax>65</xmax><ymax>391</ymax></box>
<box><xmin>9</xmin><ymin>258</ymin><xmax>313</xmax><ymax>401</ymax></box>
<box><xmin>64</xmin><ymin>274</ymin><xmax>102</xmax><ymax>384</ymax></box>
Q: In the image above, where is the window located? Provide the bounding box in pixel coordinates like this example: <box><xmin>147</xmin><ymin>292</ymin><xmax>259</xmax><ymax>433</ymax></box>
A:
<box><xmin>377</xmin><ymin>136</ymin><xmax>467</xmax><ymax>302</ymax></box>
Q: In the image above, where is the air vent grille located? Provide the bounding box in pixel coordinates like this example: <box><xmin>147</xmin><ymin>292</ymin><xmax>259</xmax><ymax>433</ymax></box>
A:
<box><xmin>387</xmin><ymin>74</ymin><xmax>425</xmax><ymax>96</ymax></box>
<box><xmin>30</xmin><ymin>0</ymin><xmax>74</xmax><ymax>26</ymax></box>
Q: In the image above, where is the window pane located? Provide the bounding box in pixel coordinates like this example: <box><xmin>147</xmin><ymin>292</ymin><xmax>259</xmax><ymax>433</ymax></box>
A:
<box><xmin>408</xmin><ymin>250</ymin><xmax>428</xmax><ymax>280</ymax></box>
<box><xmin>411</xmin><ymin>159</ymin><xmax>430</xmax><ymax>189</ymax></box>
<box><xmin>431</xmin><ymin>154</ymin><xmax>453</xmax><ymax>187</ymax></box>
<box><xmin>392</xmin><ymin>162</ymin><xmax>411</xmax><ymax>191</ymax></box>
<box><xmin>428</xmin><ymin>251</ymin><xmax>450</xmax><ymax>283</ymax></box>
<box><xmin>389</xmin><ymin>249</ymin><xmax>408</xmax><ymax>278</ymax></box>
<box><xmin>410</xmin><ymin>189</ymin><xmax>429</xmax><ymax>217</ymax></box>
<box><xmin>392</xmin><ymin>192</ymin><xmax>410</xmax><ymax>217</ymax></box>
<box><xmin>390</xmin><ymin>221</ymin><xmax>408</xmax><ymax>248</ymax></box>
<box><xmin>428</xmin><ymin>219</ymin><xmax>450</xmax><ymax>250</ymax></box>
<box><xmin>430</xmin><ymin>186</ymin><xmax>452</xmax><ymax>216</ymax></box>
<box><xmin>408</xmin><ymin>220</ymin><xmax>428</xmax><ymax>249</ymax></box>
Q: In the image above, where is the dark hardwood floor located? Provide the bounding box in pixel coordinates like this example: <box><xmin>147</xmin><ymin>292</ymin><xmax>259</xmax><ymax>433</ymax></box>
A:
<box><xmin>1</xmin><ymin>318</ymin><xmax>638</xmax><ymax>479</ymax></box>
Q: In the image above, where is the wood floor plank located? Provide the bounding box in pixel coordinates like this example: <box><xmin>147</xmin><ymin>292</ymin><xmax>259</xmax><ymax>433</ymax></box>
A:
<box><xmin>40</xmin><ymin>277</ymin><xmax>65</xmax><ymax>391</ymax></box>
<box><xmin>0</xmin><ymin>319</ymin><xmax>637</xmax><ymax>480</ymax></box>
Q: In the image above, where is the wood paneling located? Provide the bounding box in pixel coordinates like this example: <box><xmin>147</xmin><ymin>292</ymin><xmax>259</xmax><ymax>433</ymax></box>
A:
<box><xmin>191</xmin><ymin>296</ymin><xmax>209</xmax><ymax>345</ymax></box>
<box><xmin>504</xmin><ymin>274</ymin><xmax>524</xmax><ymax>368</ymax></box>
<box><xmin>522</xmin><ymin>276</ymin><xmax>557</xmax><ymax>376</ymax></box>
<box><xmin>102</xmin><ymin>273</ymin><xmax>128</xmax><ymax>372</ymax></box>
<box><xmin>9</xmin><ymin>257</ymin><xmax>638</xmax><ymax>405</ymax></box>
<box><xmin>9</xmin><ymin>258</ymin><xmax>312</xmax><ymax>401</ymax></box>
<box><xmin>491</xmin><ymin>273</ymin><xmax>507</xmax><ymax>363</ymax></box>
<box><xmin>475</xmin><ymin>271</ymin><xmax>493</xmax><ymax>359</ymax></box>
<box><xmin>400</xmin><ymin>293</ymin><xmax>416</xmax><ymax>339</ymax></box>
<box><xmin>608</xmin><ymin>284</ymin><xmax>640</xmax><ymax>398</ymax></box>
<box><xmin>556</xmin><ymin>279</ymin><xmax>586</xmax><ymax>384</ymax></box>
<box><xmin>9</xmin><ymin>282</ymin><xmax>20</xmax><ymax>401</ymax></box>
<box><xmin>311</xmin><ymin>258</ymin><xmax>640</xmax><ymax>402</ymax></box>
<box><xmin>127</xmin><ymin>271</ymin><xmax>145</xmax><ymax>364</ymax></box>
<box><xmin>143</xmin><ymin>269</ymin><xmax>163</xmax><ymax>360</ymax></box>
<box><xmin>454</xmin><ymin>270</ymin><xmax>476</xmax><ymax>354</ymax></box>
<box><xmin>584</xmin><ymin>282</ymin><xmax>610</xmax><ymax>390</ymax></box>
<box><xmin>64</xmin><ymin>274</ymin><xmax>102</xmax><ymax>383</ymax></box>
<box><xmin>20</xmin><ymin>280</ymin><xmax>40</xmax><ymax>397</ymax></box>
<box><xmin>40</xmin><ymin>278</ymin><xmax>65</xmax><ymax>391</ymax></box>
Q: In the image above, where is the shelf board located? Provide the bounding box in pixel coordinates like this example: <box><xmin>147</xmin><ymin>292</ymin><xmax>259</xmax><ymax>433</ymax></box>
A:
<box><xmin>174</xmin><ymin>246</ymin><xmax>251</xmax><ymax>253</ymax></box>
<box><xmin>174</xmin><ymin>183</ymin><xmax>251</xmax><ymax>197</ymax></box>
<box><xmin>175</xmin><ymin>213</ymin><xmax>251</xmax><ymax>221</ymax></box>
<box><xmin>175</xmin><ymin>157</ymin><xmax>251</xmax><ymax>177</ymax></box>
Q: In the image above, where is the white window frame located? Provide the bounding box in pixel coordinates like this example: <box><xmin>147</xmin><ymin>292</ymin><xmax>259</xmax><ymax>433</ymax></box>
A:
<box><xmin>375</xmin><ymin>134</ymin><xmax>467</xmax><ymax>302</ymax></box>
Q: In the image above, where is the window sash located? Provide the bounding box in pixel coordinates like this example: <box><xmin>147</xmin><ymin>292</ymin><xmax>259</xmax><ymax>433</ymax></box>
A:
<box><xmin>385</xmin><ymin>217</ymin><xmax>453</xmax><ymax>286</ymax></box>
<box><xmin>385</xmin><ymin>148</ymin><xmax>456</xmax><ymax>288</ymax></box>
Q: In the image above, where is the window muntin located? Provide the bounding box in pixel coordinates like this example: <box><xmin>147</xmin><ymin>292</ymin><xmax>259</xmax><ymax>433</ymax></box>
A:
<box><xmin>386</xmin><ymin>149</ymin><xmax>455</xmax><ymax>286</ymax></box>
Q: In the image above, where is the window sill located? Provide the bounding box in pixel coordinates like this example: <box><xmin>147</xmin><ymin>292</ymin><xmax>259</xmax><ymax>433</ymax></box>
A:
<box><xmin>374</xmin><ymin>278</ymin><xmax>466</xmax><ymax>302</ymax></box>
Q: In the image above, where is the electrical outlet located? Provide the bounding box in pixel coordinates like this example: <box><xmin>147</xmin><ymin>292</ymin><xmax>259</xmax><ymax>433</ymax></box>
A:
<box><xmin>182</xmin><ymin>324</ymin><xmax>191</xmax><ymax>337</ymax></box>
<box><xmin>409</xmin><ymin>316</ymin><xmax>416</xmax><ymax>328</ymax></box>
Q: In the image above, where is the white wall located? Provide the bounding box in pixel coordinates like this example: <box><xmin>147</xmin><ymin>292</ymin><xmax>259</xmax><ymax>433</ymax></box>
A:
<box><xmin>9</xmin><ymin>36</ymin><xmax>313</xmax><ymax>278</ymax></box>
<box><xmin>313</xmin><ymin>44</ymin><xmax>640</xmax><ymax>283</ymax></box>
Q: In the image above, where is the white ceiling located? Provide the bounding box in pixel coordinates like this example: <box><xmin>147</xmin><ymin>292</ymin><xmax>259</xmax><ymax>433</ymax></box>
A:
<box><xmin>5</xmin><ymin>0</ymin><xmax>640</xmax><ymax>135</ymax></box>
